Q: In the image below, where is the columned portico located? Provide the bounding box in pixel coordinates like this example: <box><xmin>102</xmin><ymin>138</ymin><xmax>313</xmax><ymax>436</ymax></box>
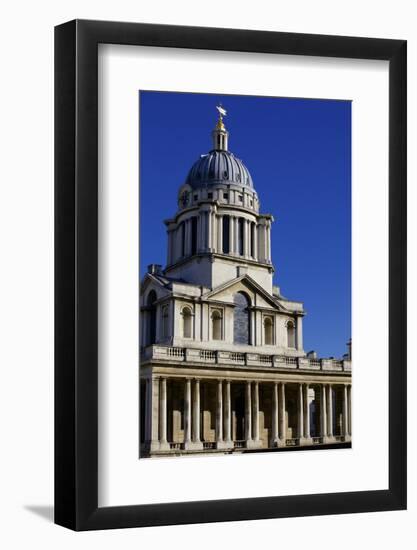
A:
<box><xmin>141</xmin><ymin>375</ymin><xmax>352</xmax><ymax>455</ymax></box>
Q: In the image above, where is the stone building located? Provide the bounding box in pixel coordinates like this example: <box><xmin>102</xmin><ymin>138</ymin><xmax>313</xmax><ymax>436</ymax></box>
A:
<box><xmin>140</xmin><ymin>108</ymin><xmax>352</xmax><ymax>456</ymax></box>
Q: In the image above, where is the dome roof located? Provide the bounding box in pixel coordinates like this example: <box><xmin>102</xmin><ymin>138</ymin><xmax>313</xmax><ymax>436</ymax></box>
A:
<box><xmin>185</xmin><ymin>150</ymin><xmax>254</xmax><ymax>190</ymax></box>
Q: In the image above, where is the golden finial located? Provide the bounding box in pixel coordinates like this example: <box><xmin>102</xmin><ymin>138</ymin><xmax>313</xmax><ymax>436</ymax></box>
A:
<box><xmin>216</xmin><ymin>117</ymin><xmax>226</xmax><ymax>131</ymax></box>
<box><xmin>215</xmin><ymin>104</ymin><xmax>227</xmax><ymax>131</ymax></box>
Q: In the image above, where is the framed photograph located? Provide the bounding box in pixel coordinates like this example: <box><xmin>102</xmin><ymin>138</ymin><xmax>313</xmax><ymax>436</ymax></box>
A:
<box><xmin>55</xmin><ymin>20</ymin><xmax>406</xmax><ymax>530</ymax></box>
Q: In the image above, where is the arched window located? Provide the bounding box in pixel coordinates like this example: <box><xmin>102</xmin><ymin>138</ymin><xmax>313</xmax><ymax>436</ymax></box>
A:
<box><xmin>211</xmin><ymin>309</ymin><xmax>223</xmax><ymax>340</ymax></box>
<box><xmin>264</xmin><ymin>316</ymin><xmax>274</xmax><ymax>345</ymax></box>
<box><xmin>233</xmin><ymin>292</ymin><xmax>251</xmax><ymax>345</ymax></box>
<box><xmin>182</xmin><ymin>306</ymin><xmax>192</xmax><ymax>339</ymax></box>
<box><xmin>147</xmin><ymin>290</ymin><xmax>157</xmax><ymax>345</ymax></box>
<box><xmin>161</xmin><ymin>305</ymin><xmax>169</xmax><ymax>339</ymax></box>
<box><xmin>287</xmin><ymin>320</ymin><xmax>296</xmax><ymax>348</ymax></box>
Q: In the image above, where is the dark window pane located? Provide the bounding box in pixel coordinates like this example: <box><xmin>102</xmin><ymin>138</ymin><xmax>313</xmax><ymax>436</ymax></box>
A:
<box><xmin>222</xmin><ymin>215</ymin><xmax>230</xmax><ymax>254</ymax></box>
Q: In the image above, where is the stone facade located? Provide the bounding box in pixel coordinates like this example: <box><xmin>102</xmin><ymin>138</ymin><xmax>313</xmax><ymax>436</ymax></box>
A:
<box><xmin>140</xmin><ymin>108</ymin><xmax>351</xmax><ymax>457</ymax></box>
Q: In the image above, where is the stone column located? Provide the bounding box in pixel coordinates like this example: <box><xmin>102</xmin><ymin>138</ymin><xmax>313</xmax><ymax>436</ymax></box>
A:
<box><xmin>234</xmin><ymin>217</ymin><xmax>239</xmax><ymax>255</ymax></box>
<box><xmin>167</xmin><ymin>230</ymin><xmax>172</xmax><ymax>266</ymax></box>
<box><xmin>149</xmin><ymin>377</ymin><xmax>160</xmax><ymax>452</ymax></box>
<box><xmin>203</xmin><ymin>212</ymin><xmax>208</xmax><ymax>252</ymax></box>
<box><xmin>320</xmin><ymin>384</ymin><xmax>327</xmax><ymax>440</ymax></box>
<box><xmin>327</xmin><ymin>384</ymin><xmax>334</xmax><ymax>439</ymax></box>
<box><xmin>298</xmin><ymin>383</ymin><xmax>304</xmax><ymax>440</ymax></box>
<box><xmin>188</xmin><ymin>219</ymin><xmax>193</xmax><ymax>255</ymax></box>
<box><xmin>183</xmin><ymin>219</ymin><xmax>189</xmax><ymax>256</ymax></box>
<box><xmin>198</xmin><ymin>212</ymin><xmax>205</xmax><ymax>252</ymax></box>
<box><xmin>252</xmin><ymin>382</ymin><xmax>260</xmax><ymax>444</ymax></box>
<box><xmin>279</xmin><ymin>382</ymin><xmax>286</xmax><ymax>443</ymax></box>
<box><xmin>348</xmin><ymin>385</ymin><xmax>352</xmax><ymax>437</ymax></box>
<box><xmin>192</xmin><ymin>379</ymin><xmax>201</xmax><ymax>444</ymax></box>
<box><xmin>223</xmin><ymin>380</ymin><xmax>232</xmax><ymax>445</ymax></box>
<box><xmin>303</xmin><ymin>383</ymin><xmax>311</xmax><ymax>442</ymax></box>
<box><xmin>296</xmin><ymin>316</ymin><xmax>303</xmax><ymax>351</ymax></box>
<box><xmin>244</xmin><ymin>219</ymin><xmax>249</xmax><ymax>257</ymax></box>
<box><xmin>184</xmin><ymin>378</ymin><xmax>192</xmax><ymax>447</ymax></box>
<box><xmin>245</xmin><ymin>381</ymin><xmax>252</xmax><ymax>444</ymax></box>
<box><xmin>253</xmin><ymin>224</ymin><xmax>258</xmax><ymax>260</ymax></box>
<box><xmin>144</xmin><ymin>378</ymin><xmax>151</xmax><ymax>444</ymax></box>
<box><xmin>216</xmin><ymin>380</ymin><xmax>223</xmax><ymax>442</ymax></box>
<box><xmin>229</xmin><ymin>216</ymin><xmax>234</xmax><ymax>255</ymax></box>
<box><xmin>207</xmin><ymin>209</ymin><xmax>212</xmax><ymax>251</ymax></box>
<box><xmin>343</xmin><ymin>384</ymin><xmax>349</xmax><ymax>438</ymax></box>
<box><xmin>217</xmin><ymin>215</ymin><xmax>223</xmax><ymax>253</ymax></box>
<box><xmin>197</xmin><ymin>215</ymin><xmax>202</xmax><ymax>252</ymax></box>
<box><xmin>271</xmin><ymin>382</ymin><xmax>280</xmax><ymax>447</ymax></box>
<box><xmin>159</xmin><ymin>378</ymin><xmax>170</xmax><ymax>450</ymax></box>
<box><xmin>266</xmin><ymin>221</ymin><xmax>271</xmax><ymax>262</ymax></box>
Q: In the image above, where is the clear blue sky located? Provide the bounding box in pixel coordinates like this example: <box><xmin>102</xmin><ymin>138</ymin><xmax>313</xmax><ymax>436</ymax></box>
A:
<box><xmin>140</xmin><ymin>91</ymin><xmax>351</xmax><ymax>358</ymax></box>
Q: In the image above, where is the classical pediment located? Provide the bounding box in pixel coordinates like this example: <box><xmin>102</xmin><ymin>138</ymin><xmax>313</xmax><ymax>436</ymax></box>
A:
<box><xmin>202</xmin><ymin>274</ymin><xmax>291</xmax><ymax>312</ymax></box>
<box><xmin>140</xmin><ymin>273</ymin><xmax>172</xmax><ymax>301</ymax></box>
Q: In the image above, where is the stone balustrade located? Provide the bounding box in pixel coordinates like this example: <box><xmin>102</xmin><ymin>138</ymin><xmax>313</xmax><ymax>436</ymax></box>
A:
<box><xmin>142</xmin><ymin>345</ymin><xmax>352</xmax><ymax>372</ymax></box>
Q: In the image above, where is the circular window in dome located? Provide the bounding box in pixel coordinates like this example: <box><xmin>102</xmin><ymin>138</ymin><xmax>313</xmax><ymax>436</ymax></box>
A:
<box><xmin>209</xmin><ymin>170</ymin><xmax>215</xmax><ymax>178</ymax></box>
<box><xmin>236</xmin><ymin>174</ymin><xmax>241</xmax><ymax>182</ymax></box>
<box><xmin>223</xmin><ymin>171</ymin><xmax>228</xmax><ymax>178</ymax></box>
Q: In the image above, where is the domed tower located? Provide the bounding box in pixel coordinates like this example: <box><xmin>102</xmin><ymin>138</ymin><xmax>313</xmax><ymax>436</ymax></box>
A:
<box><xmin>164</xmin><ymin>106</ymin><xmax>274</xmax><ymax>293</ymax></box>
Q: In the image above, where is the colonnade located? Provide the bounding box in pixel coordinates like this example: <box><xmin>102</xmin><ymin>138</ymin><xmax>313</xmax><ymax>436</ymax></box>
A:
<box><xmin>143</xmin><ymin>377</ymin><xmax>352</xmax><ymax>453</ymax></box>
<box><xmin>167</xmin><ymin>210</ymin><xmax>272</xmax><ymax>266</ymax></box>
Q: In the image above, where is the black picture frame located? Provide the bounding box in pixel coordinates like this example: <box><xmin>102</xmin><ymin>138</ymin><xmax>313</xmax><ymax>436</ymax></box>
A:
<box><xmin>55</xmin><ymin>19</ymin><xmax>407</xmax><ymax>531</ymax></box>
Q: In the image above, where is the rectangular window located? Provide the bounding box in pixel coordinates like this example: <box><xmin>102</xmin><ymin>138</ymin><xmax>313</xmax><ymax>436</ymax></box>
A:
<box><xmin>223</xmin><ymin>193</ymin><xmax>228</xmax><ymax>200</ymax></box>
<box><xmin>191</xmin><ymin>217</ymin><xmax>197</xmax><ymax>255</ymax></box>
<box><xmin>208</xmin><ymin>192</ymin><xmax>213</xmax><ymax>199</ymax></box>
<box><xmin>238</xmin><ymin>217</ymin><xmax>244</xmax><ymax>255</ymax></box>
<box><xmin>222</xmin><ymin>215</ymin><xmax>230</xmax><ymax>253</ymax></box>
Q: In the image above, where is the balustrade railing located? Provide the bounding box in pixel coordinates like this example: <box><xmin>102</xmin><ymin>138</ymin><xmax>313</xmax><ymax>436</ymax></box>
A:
<box><xmin>199</xmin><ymin>350</ymin><xmax>216</xmax><ymax>362</ymax></box>
<box><xmin>142</xmin><ymin>345</ymin><xmax>351</xmax><ymax>372</ymax></box>
<box><xmin>169</xmin><ymin>442</ymin><xmax>183</xmax><ymax>450</ymax></box>
<box><xmin>167</xmin><ymin>347</ymin><xmax>185</xmax><ymax>359</ymax></box>
<box><xmin>230</xmin><ymin>352</ymin><xmax>245</xmax><ymax>364</ymax></box>
<box><xmin>164</xmin><ymin>437</ymin><xmax>344</xmax><ymax>452</ymax></box>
